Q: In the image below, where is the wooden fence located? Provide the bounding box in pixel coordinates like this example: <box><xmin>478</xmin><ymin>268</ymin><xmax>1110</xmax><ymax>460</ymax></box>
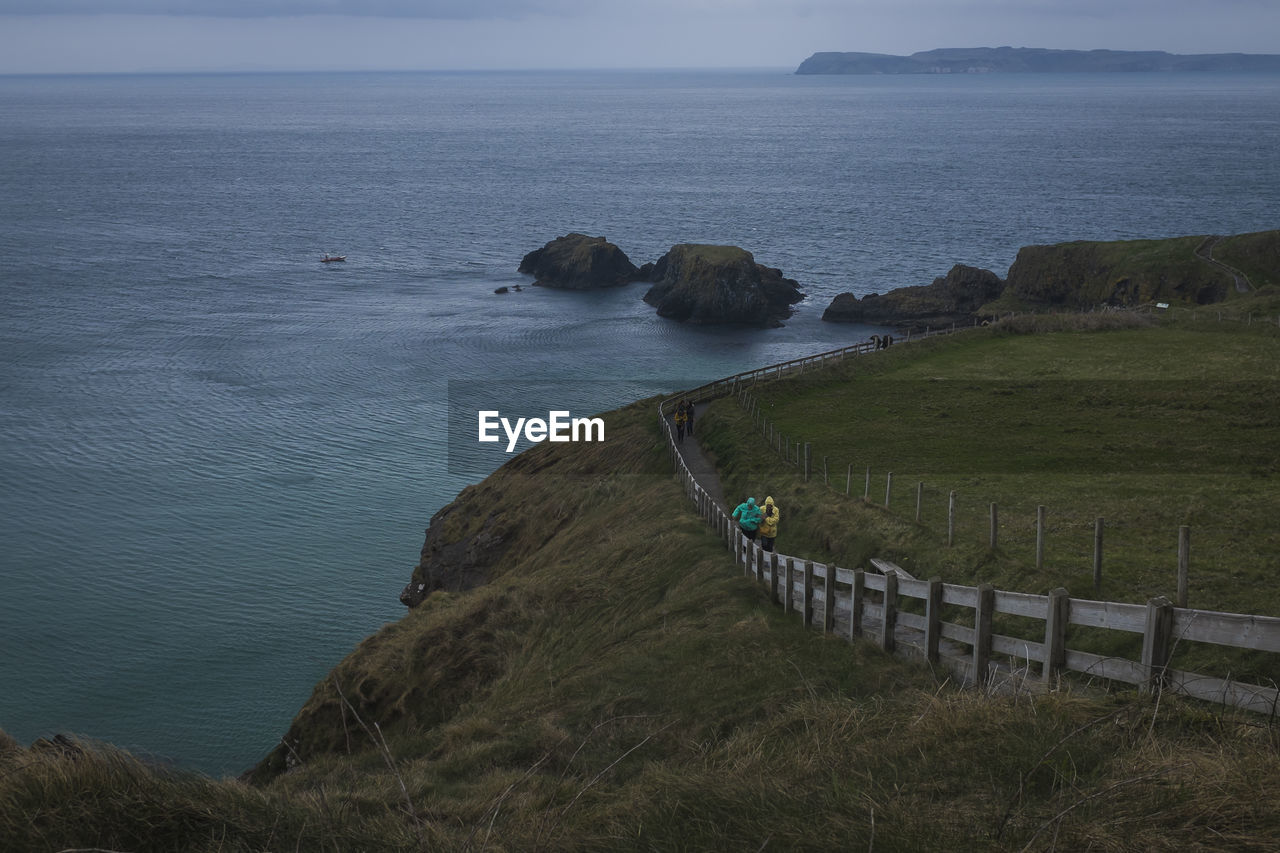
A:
<box><xmin>658</xmin><ymin>338</ymin><xmax>1280</xmax><ymax>716</ymax></box>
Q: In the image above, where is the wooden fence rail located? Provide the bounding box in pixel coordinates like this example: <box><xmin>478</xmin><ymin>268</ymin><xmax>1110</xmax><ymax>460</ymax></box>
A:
<box><xmin>658</xmin><ymin>339</ymin><xmax>1280</xmax><ymax>717</ymax></box>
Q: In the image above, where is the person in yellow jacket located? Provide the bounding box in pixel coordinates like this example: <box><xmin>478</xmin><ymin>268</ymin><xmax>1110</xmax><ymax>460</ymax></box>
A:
<box><xmin>758</xmin><ymin>495</ymin><xmax>780</xmax><ymax>552</ymax></box>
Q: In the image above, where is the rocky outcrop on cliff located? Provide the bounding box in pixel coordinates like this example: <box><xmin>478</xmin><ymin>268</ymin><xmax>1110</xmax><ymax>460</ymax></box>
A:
<box><xmin>640</xmin><ymin>244</ymin><xmax>804</xmax><ymax>327</ymax></box>
<box><xmin>399</xmin><ymin>496</ymin><xmax>508</xmax><ymax>608</ymax></box>
<box><xmin>518</xmin><ymin>233</ymin><xmax>639</xmax><ymax>289</ymax></box>
<box><xmin>822</xmin><ymin>264</ymin><xmax>1003</xmax><ymax>329</ymax></box>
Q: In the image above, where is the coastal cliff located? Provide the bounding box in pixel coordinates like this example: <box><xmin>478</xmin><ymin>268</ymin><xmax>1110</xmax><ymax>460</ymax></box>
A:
<box><xmin>823</xmin><ymin>229</ymin><xmax>1280</xmax><ymax>329</ymax></box>
<box><xmin>8</xmin><ymin>320</ymin><xmax>1280</xmax><ymax>850</ymax></box>
<box><xmin>1003</xmin><ymin>237</ymin><xmax>1231</xmax><ymax>308</ymax></box>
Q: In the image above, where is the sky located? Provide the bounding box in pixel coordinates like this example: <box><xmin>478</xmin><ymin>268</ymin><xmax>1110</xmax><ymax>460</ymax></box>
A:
<box><xmin>1</xmin><ymin>0</ymin><xmax>1278</xmax><ymax>74</ymax></box>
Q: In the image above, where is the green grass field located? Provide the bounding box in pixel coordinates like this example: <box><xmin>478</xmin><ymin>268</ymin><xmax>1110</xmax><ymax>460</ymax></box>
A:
<box><xmin>698</xmin><ymin>311</ymin><xmax>1280</xmax><ymax>682</ymax></box>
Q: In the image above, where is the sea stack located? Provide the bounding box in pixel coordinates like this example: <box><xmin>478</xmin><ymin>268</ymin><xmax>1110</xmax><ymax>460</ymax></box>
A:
<box><xmin>518</xmin><ymin>233</ymin><xmax>640</xmax><ymax>289</ymax></box>
<box><xmin>640</xmin><ymin>244</ymin><xmax>805</xmax><ymax>327</ymax></box>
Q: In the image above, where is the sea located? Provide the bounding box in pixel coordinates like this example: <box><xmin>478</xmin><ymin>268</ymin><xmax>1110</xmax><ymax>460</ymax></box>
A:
<box><xmin>1</xmin><ymin>68</ymin><xmax>1277</xmax><ymax>777</ymax></box>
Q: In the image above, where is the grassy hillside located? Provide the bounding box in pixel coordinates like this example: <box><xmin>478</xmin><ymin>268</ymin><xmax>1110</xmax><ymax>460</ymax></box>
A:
<box><xmin>4</xmin><ymin>318</ymin><xmax>1280</xmax><ymax>851</ymax></box>
<box><xmin>699</xmin><ymin>312</ymin><xmax>1280</xmax><ymax>682</ymax></box>
<box><xmin>1217</xmin><ymin>230</ymin><xmax>1280</xmax><ymax>291</ymax></box>
<box><xmin>995</xmin><ymin>228</ymin><xmax>1280</xmax><ymax>311</ymax></box>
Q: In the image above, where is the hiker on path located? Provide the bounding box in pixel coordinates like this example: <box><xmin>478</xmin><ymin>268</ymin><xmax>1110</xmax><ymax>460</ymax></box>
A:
<box><xmin>673</xmin><ymin>404</ymin><xmax>688</xmax><ymax>443</ymax></box>
<box><xmin>682</xmin><ymin>399</ymin><xmax>695</xmax><ymax>435</ymax></box>
<box><xmin>758</xmin><ymin>496</ymin><xmax>780</xmax><ymax>552</ymax></box>
<box><xmin>732</xmin><ymin>496</ymin><xmax>763</xmax><ymax>541</ymax></box>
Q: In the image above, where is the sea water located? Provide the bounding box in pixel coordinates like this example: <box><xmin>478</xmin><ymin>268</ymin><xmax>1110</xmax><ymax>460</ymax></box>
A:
<box><xmin>1</xmin><ymin>69</ymin><xmax>1277</xmax><ymax>776</ymax></box>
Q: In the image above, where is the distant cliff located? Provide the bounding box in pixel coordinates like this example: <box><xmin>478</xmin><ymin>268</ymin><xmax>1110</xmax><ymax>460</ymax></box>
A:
<box><xmin>796</xmin><ymin>47</ymin><xmax>1280</xmax><ymax>74</ymax></box>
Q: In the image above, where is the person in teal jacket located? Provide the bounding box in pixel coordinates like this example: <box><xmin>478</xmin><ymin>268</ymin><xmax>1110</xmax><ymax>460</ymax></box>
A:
<box><xmin>732</xmin><ymin>496</ymin><xmax>763</xmax><ymax>541</ymax></box>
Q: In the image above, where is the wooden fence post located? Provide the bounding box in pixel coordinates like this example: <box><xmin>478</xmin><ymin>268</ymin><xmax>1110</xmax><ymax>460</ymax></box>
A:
<box><xmin>784</xmin><ymin>558</ymin><xmax>795</xmax><ymax>617</ymax></box>
<box><xmin>884</xmin><ymin>472</ymin><xmax>893</xmax><ymax>507</ymax></box>
<box><xmin>1035</xmin><ymin>505</ymin><xmax>1046</xmax><ymax>571</ymax></box>
<box><xmin>849</xmin><ymin>569</ymin><xmax>865</xmax><ymax>639</ymax></box>
<box><xmin>823</xmin><ymin>456</ymin><xmax>829</xmax><ymax>486</ymax></box>
<box><xmin>803</xmin><ymin>561</ymin><xmax>815</xmax><ymax>627</ymax></box>
<box><xmin>846</xmin><ymin>464</ymin><xmax>852</xmax><ymax>496</ymax></box>
<box><xmin>925</xmin><ymin>578</ymin><xmax>943</xmax><ymax>663</ymax></box>
<box><xmin>1042</xmin><ymin>587</ymin><xmax>1069</xmax><ymax>683</ymax></box>
<box><xmin>1140</xmin><ymin>596</ymin><xmax>1174</xmax><ymax>694</ymax></box>
<box><xmin>1177</xmin><ymin>526</ymin><xmax>1190</xmax><ymax>608</ymax></box>
<box><xmin>770</xmin><ymin>552</ymin><xmax>780</xmax><ymax>605</ymax></box>
<box><xmin>973</xmin><ymin>584</ymin><xmax>995</xmax><ymax>686</ymax></box>
<box><xmin>823</xmin><ymin>565</ymin><xmax>836</xmax><ymax>633</ymax></box>
<box><xmin>881</xmin><ymin>571</ymin><xmax>898</xmax><ymax>653</ymax></box>
<box><xmin>947</xmin><ymin>491</ymin><xmax>956</xmax><ymax>547</ymax></box>
<box><xmin>989</xmin><ymin>503</ymin><xmax>998</xmax><ymax>549</ymax></box>
<box><xmin>864</xmin><ymin>467</ymin><xmax>871</xmax><ymax>500</ymax></box>
<box><xmin>754</xmin><ymin>544</ymin><xmax>764</xmax><ymax>584</ymax></box>
<box><xmin>804</xmin><ymin>444</ymin><xmax>811</xmax><ymax>481</ymax></box>
<box><xmin>1093</xmin><ymin>518</ymin><xmax>1104</xmax><ymax>594</ymax></box>
<box><xmin>916</xmin><ymin>482</ymin><xmax>924</xmax><ymax>522</ymax></box>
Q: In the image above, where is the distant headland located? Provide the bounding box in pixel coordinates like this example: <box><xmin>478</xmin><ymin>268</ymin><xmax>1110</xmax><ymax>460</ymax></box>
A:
<box><xmin>796</xmin><ymin>47</ymin><xmax>1280</xmax><ymax>75</ymax></box>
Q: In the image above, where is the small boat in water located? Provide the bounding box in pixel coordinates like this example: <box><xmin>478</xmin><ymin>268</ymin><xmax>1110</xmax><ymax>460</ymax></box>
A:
<box><xmin>321</xmin><ymin>254</ymin><xmax>346</xmax><ymax>263</ymax></box>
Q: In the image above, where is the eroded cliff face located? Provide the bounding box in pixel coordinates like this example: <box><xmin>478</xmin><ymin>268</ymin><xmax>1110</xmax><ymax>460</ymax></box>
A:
<box><xmin>518</xmin><ymin>233</ymin><xmax>640</xmax><ymax>289</ymax></box>
<box><xmin>640</xmin><ymin>244</ymin><xmax>804</xmax><ymax>327</ymax></box>
<box><xmin>398</xmin><ymin>500</ymin><xmax>508</xmax><ymax>608</ymax></box>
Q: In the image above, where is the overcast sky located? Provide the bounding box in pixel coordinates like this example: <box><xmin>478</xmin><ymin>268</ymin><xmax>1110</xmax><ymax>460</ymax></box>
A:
<box><xmin>2</xmin><ymin>0</ymin><xmax>1278</xmax><ymax>74</ymax></box>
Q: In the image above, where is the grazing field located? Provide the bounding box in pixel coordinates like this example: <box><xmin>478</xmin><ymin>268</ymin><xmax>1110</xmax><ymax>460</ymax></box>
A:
<box><xmin>698</xmin><ymin>312</ymin><xmax>1280</xmax><ymax>681</ymax></box>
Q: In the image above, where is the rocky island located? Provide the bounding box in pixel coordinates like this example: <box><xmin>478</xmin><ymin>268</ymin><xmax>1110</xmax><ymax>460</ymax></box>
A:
<box><xmin>517</xmin><ymin>233</ymin><xmax>639</xmax><ymax>289</ymax></box>
<box><xmin>640</xmin><ymin>244</ymin><xmax>805</xmax><ymax>328</ymax></box>
<box><xmin>517</xmin><ymin>236</ymin><xmax>806</xmax><ymax>327</ymax></box>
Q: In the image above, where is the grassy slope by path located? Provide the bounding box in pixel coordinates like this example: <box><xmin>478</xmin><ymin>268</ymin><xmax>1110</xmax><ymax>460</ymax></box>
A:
<box><xmin>1217</xmin><ymin>230</ymin><xmax>1280</xmax><ymax>291</ymax></box>
<box><xmin>700</xmin><ymin>313</ymin><xmax>1280</xmax><ymax>680</ymax></box>
<box><xmin>3</xmin><ymin>326</ymin><xmax>1280</xmax><ymax>851</ymax></box>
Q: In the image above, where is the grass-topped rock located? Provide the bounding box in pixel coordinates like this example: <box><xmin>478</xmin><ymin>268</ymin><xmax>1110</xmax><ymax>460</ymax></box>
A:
<box><xmin>640</xmin><ymin>243</ymin><xmax>805</xmax><ymax>327</ymax></box>
<box><xmin>518</xmin><ymin>233</ymin><xmax>640</xmax><ymax>289</ymax></box>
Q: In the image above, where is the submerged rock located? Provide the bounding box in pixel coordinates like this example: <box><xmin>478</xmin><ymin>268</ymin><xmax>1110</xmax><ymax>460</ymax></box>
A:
<box><xmin>518</xmin><ymin>233</ymin><xmax>640</xmax><ymax>289</ymax></box>
<box><xmin>640</xmin><ymin>244</ymin><xmax>805</xmax><ymax>327</ymax></box>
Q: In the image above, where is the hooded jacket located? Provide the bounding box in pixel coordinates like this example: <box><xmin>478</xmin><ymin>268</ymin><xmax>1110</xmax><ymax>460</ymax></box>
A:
<box><xmin>758</xmin><ymin>496</ymin><xmax>780</xmax><ymax>537</ymax></box>
<box><xmin>732</xmin><ymin>497</ymin><xmax>762</xmax><ymax>531</ymax></box>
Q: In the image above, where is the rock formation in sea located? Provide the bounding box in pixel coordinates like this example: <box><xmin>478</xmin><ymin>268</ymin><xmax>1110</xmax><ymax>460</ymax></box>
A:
<box><xmin>639</xmin><ymin>244</ymin><xmax>805</xmax><ymax>327</ymax></box>
<box><xmin>518</xmin><ymin>233</ymin><xmax>640</xmax><ymax>289</ymax></box>
<box><xmin>822</xmin><ymin>264</ymin><xmax>1004</xmax><ymax>330</ymax></box>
